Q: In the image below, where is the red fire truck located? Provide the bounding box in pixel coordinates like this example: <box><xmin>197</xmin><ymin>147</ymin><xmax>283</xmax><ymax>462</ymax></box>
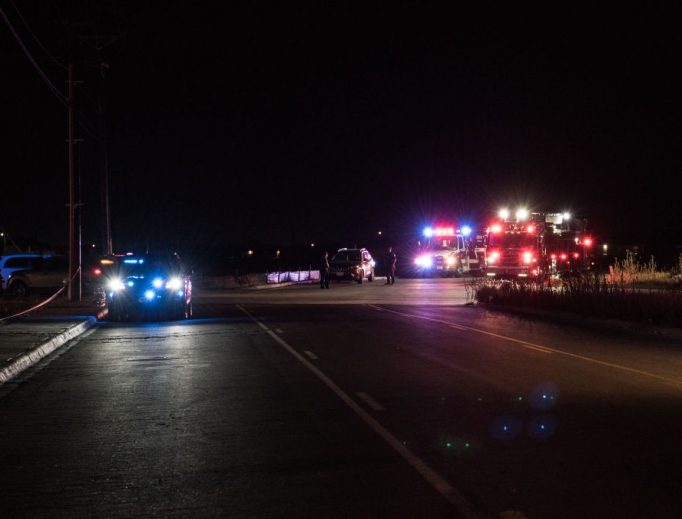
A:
<box><xmin>413</xmin><ymin>225</ymin><xmax>487</xmax><ymax>277</ymax></box>
<box><xmin>484</xmin><ymin>210</ymin><xmax>591</xmax><ymax>279</ymax></box>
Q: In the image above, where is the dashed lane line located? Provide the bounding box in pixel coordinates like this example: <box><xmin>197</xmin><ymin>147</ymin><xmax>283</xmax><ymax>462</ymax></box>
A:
<box><xmin>236</xmin><ymin>304</ymin><xmax>486</xmax><ymax>519</ymax></box>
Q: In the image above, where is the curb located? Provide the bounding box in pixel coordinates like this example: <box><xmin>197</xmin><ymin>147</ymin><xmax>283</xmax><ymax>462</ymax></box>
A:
<box><xmin>0</xmin><ymin>313</ymin><xmax>104</xmax><ymax>385</ymax></box>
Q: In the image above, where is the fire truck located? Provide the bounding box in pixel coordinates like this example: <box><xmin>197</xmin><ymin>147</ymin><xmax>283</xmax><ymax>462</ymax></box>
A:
<box><xmin>484</xmin><ymin>210</ymin><xmax>591</xmax><ymax>279</ymax></box>
<box><xmin>413</xmin><ymin>225</ymin><xmax>487</xmax><ymax>277</ymax></box>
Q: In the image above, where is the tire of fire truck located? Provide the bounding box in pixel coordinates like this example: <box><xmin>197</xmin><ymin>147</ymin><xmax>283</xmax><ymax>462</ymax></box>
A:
<box><xmin>358</xmin><ymin>269</ymin><xmax>364</xmax><ymax>284</ymax></box>
<box><xmin>368</xmin><ymin>268</ymin><xmax>374</xmax><ymax>282</ymax></box>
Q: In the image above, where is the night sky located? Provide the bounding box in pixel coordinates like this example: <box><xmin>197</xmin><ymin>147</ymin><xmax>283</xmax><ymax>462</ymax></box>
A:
<box><xmin>2</xmin><ymin>3</ymin><xmax>681</xmax><ymax>263</ymax></box>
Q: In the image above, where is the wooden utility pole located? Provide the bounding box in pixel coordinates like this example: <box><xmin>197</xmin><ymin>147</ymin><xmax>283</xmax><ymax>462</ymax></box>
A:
<box><xmin>67</xmin><ymin>62</ymin><xmax>75</xmax><ymax>300</ymax></box>
<box><xmin>99</xmin><ymin>62</ymin><xmax>113</xmax><ymax>256</ymax></box>
<box><xmin>81</xmin><ymin>34</ymin><xmax>122</xmax><ymax>257</ymax></box>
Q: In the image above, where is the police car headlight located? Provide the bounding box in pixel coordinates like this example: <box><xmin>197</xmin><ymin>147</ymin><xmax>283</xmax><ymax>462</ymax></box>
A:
<box><xmin>166</xmin><ymin>277</ymin><xmax>183</xmax><ymax>290</ymax></box>
<box><xmin>108</xmin><ymin>279</ymin><xmax>125</xmax><ymax>291</ymax></box>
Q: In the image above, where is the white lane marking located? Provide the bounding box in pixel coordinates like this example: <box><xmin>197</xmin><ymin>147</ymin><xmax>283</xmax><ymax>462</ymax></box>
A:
<box><xmin>356</xmin><ymin>392</ymin><xmax>386</xmax><ymax>411</ymax></box>
<box><xmin>520</xmin><ymin>343</ymin><xmax>554</xmax><ymax>354</ymax></box>
<box><xmin>304</xmin><ymin>350</ymin><xmax>318</xmax><ymax>360</ymax></box>
<box><xmin>276</xmin><ymin>328</ymin><xmax>284</xmax><ymax>334</ymax></box>
<box><xmin>373</xmin><ymin>306</ymin><xmax>682</xmax><ymax>386</ymax></box>
<box><xmin>236</xmin><ymin>304</ymin><xmax>483</xmax><ymax>519</ymax></box>
<box><xmin>449</xmin><ymin>324</ymin><xmax>468</xmax><ymax>331</ymax></box>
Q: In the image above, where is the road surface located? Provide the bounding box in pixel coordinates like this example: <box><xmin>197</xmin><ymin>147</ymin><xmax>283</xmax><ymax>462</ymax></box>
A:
<box><xmin>2</xmin><ymin>278</ymin><xmax>682</xmax><ymax>518</ymax></box>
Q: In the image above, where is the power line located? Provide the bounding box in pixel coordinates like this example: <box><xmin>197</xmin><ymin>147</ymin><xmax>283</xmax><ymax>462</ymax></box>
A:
<box><xmin>0</xmin><ymin>5</ymin><xmax>68</xmax><ymax>106</ymax></box>
<box><xmin>9</xmin><ymin>0</ymin><xmax>67</xmax><ymax>70</ymax></box>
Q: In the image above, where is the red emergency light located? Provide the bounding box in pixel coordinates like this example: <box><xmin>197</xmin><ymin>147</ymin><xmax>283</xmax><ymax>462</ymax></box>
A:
<box><xmin>489</xmin><ymin>224</ymin><xmax>502</xmax><ymax>233</ymax></box>
<box><xmin>433</xmin><ymin>226</ymin><xmax>455</xmax><ymax>236</ymax></box>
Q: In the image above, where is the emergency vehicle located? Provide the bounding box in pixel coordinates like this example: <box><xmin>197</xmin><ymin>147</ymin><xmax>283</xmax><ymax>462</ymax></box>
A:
<box><xmin>413</xmin><ymin>225</ymin><xmax>486</xmax><ymax>277</ymax></box>
<box><xmin>484</xmin><ymin>209</ymin><xmax>591</xmax><ymax>279</ymax></box>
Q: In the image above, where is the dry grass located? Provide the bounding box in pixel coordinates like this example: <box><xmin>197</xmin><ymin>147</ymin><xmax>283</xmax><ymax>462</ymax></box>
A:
<box><xmin>474</xmin><ymin>252</ymin><xmax>682</xmax><ymax>327</ymax></box>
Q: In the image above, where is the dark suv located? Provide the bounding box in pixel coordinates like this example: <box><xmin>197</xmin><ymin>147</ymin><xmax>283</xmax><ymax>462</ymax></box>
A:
<box><xmin>103</xmin><ymin>253</ymin><xmax>192</xmax><ymax>321</ymax></box>
<box><xmin>329</xmin><ymin>248</ymin><xmax>375</xmax><ymax>283</ymax></box>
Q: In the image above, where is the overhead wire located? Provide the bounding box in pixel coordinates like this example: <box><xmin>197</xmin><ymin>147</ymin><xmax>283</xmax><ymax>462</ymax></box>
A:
<box><xmin>0</xmin><ymin>5</ymin><xmax>68</xmax><ymax>107</ymax></box>
<box><xmin>9</xmin><ymin>0</ymin><xmax>67</xmax><ymax>70</ymax></box>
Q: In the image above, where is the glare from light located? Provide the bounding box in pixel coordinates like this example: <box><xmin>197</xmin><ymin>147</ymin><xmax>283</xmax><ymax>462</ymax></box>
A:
<box><xmin>144</xmin><ymin>290</ymin><xmax>156</xmax><ymax>300</ymax></box>
<box><xmin>415</xmin><ymin>255</ymin><xmax>433</xmax><ymax>267</ymax></box>
<box><xmin>108</xmin><ymin>279</ymin><xmax>125</xmax><ymax>291</ymax></box>
<box><xmin>166</xmin><ymin>277</ymin><xmax>183</xmax><ymax>290</ymax></box>
<box><xmin>499</xmin><ymin>209</ymin><xmax>509</xmax><ymax>220</ymax></box>
<box><xmin>461</xmin><ymin>226</ymin><xmax>472</xmax><ymax>236</ymax></box>
<box><xmin>153</xmin><ymin>278</ymin><xmax>164</xmax><ymax>288</ymax></box>
<box><xmin>516</xmin><ymin>209</ymin><xmax>529</xmax><ymax>221</ymax></box>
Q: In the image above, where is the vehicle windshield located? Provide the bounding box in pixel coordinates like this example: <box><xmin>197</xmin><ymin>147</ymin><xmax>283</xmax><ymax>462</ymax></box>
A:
<box><xmin>488</xmin><ymin>233</ymin><xmax>537</xmax><ymax>248</ymax></box>
<box><xmin>332</xmin><ymin>251</ymin><xmax>361</xmax><ymax>262</ymax></box>
<box><xmin>115</xmin><ymin>256</ymin><xmax>182</xmax><ymax>278</ymax></box>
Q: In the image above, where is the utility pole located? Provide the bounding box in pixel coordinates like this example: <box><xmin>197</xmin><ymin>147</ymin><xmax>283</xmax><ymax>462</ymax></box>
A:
<box><xmin>99</xmin><ymin>61</ymin><xmax>113</xmax><ymax>256</ymax></box>
<box><xmin>81</xmin><ymin>34</ymin><xmax>122</xmax><ymax>257</ymax></box>
<box><xmin>67</xmin><ymin>62</ymin><xmax>75</xmax><ymax>301</ymax></box>
<box><xmin>66</xmin><ymin>63</ymin><xmax>83</xmax><ymax>301</ymax></box>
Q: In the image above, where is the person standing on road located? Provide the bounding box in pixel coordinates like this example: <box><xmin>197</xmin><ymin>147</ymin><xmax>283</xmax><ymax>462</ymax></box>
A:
<box><xmin>320</xmin><ymin>251</ymin><xmax>330</xmax><ymax>289</ymax></box>
<box><xmin>384</xmin><ymin>246</ymin><xmax>396</xmax><ymax>285</ymax></box>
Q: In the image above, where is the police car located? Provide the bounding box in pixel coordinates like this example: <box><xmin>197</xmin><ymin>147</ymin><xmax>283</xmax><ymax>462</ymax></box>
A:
<box><xmin>104</xmin><ymin>253</ymin><xmax>192</xmax><ymax>321</ymax></box>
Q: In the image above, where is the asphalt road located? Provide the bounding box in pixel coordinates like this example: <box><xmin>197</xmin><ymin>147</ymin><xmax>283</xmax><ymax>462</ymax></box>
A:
<box><xmin>2</xmin><ymin>278</ymin><xmax>682</xmax><ymax>518</ymax></box>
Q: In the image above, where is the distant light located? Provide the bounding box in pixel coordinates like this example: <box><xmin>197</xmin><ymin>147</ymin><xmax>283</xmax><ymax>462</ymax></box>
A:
<box><xmin>461</xmin><ymin>226</ymin><xmax>472</xmax><ymax>236</ymax></box>
<box><xmin>248</xmin><ymin>250</ymin><xmax>254</xmax><ymax>255</ymax></box>
<box><xmin>377</xmin><ymin>231</ymin><xmax>382</xmax><ymax>235</ymax></box>
<box><xmin>423</xmin><ymin>227</ymin><xmax>434</xmax><ymax>238</ymax></box>
<box><xmin>144</xmin><ymin>290</ymin><xmax>155</xmax><ymax>300</ymax></box>
<box><xmin>516</xmin><ymin>209</ymin><xmax>529</xmax><ymax>221</ymax></box>
<box><xmin>499</xmin><ymin>209</ymin><xmax>510</xmax><ymax>220</ymax></box>
<box><xmin>563</xmin><ymin>212</ymin><xmax>571</xmax><ymax>221</ymax></box>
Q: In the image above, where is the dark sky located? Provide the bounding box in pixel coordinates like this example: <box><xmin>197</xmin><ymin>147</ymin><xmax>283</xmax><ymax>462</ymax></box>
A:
<box><xmin>2</xmin><ymin>2</ymin><xmax>681</xmax><ymax>258</ymax></box>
